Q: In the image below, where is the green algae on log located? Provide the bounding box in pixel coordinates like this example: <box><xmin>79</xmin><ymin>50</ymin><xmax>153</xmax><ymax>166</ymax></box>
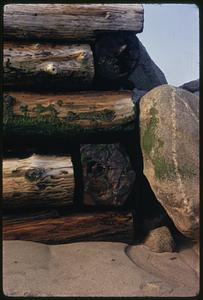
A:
<box><xmin>4</xmin><ymin>4</ymin><xmax>143</xmax><ymax>42</ymax></box>
<box><xmin>3</xmin><ymin>91</ymin><xmax>136</xmax><ymax>144</ymax></box>
<box><xmin>4</xmin><ymin>42</ymin><xmax>94</xmax><ymax>90</ymax></box>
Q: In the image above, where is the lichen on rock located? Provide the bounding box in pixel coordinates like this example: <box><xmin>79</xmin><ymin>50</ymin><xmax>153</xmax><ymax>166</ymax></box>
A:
<box><xmin>139</xmin><ymin>85</ymin><xmax>199</xmax><ymax>240</ymax></box>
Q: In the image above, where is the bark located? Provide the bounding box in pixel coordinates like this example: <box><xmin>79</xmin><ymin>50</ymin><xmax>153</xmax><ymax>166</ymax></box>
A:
<box><xmin>4</xmin><ymin>42</ymin><xmax>94</xmax><ymax>90</ymax></box>
<box><xmin>3</xmin><ymin>91</ymin><xmax>135</xmax><ymax>145</ymax></box>
<box><xmin>4</xmin><ymin>4</ymin><xmax>144</xmax><ymax>42</ymax></box>
<box><xmin>3</xmin><ymin>210</ymin><xmax>134</xmax><ymax>244</ymax></box>
<box><xmin>3</xmin><ymin>154</ymin><xmax>74</xmax><ymax>209</ymax></box>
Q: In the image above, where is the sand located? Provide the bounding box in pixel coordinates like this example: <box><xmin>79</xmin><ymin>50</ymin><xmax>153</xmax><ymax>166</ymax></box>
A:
<box><xmin>3</xmin><ymin>240</ymin><xmax>199</xmax><ymax>297</ymax></box>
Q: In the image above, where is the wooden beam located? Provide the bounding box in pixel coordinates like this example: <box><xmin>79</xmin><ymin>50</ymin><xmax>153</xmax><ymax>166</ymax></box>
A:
<box><xmin>3</xmin><ymin>91</ymin><xmax>136</xmax><ymax>145</ymax></box>
<box><xmin>4</xmin><ymin>42</ymin><xmax>94</xmax><ymax>90</ymax></box>
<box><xmin>4</xmin><ymin>4</ymin><xmax>144</xmax><ymax>42</ymax></box>
<box><xmin>3</xmin><ymin>155</ymin><xmax>74</xmax><ymax>209</ymax></box>
<box><xmin>3</xmin><ymin>210</ymin><xmax>134</xmax><ymax>244</ymax></box>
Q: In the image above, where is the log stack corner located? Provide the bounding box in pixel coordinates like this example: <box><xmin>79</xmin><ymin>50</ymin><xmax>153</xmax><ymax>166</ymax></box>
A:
<box><xmin>3</xmin><ymin>5</ymin><xmax>143</xmax><ymax>215</ymax></box>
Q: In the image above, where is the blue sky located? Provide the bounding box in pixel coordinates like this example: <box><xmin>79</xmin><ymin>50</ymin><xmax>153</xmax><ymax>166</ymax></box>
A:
<box><xmin>138</xmin><ymin>4</ymin><xmax>199</xmax><ymax>86</ymax></box>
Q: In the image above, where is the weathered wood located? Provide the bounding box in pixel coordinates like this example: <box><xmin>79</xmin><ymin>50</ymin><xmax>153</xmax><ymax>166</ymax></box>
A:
<box><xmin>3</xmin><ymin>155</ymin><xmax>74</xmax><ymax>209</ymax></box>
<box><xmin>4</xmin><ymin>4</ymin><xmax>144</xmax><ymax>42</ymax></box>
<box><xmin>3</xmin><ymin>210</ymin><xmax>133</xmax><ymax>244</ymax></box>
<box><xmin>4</xmin><ymin>42</ymin><xmax>94</xmax><ymax>90</ymax></box>
<box><xmin>3</xmin><ymin>91</ymin><xmax>135</xmax><ymax>145</ymax></box>
<box><xmin>81</xmin><ymin>144</ymin><xmax>135</xmax><ymax>206</ymax></box>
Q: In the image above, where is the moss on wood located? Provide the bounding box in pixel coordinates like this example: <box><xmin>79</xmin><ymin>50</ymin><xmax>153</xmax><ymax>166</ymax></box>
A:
<box><xmin>3</xmin><ymin>114</ymin><xmax>135</xmax><ymax>141</ymax></box>
<box><xmin>3</xmin><ymin>92</ymin><xmax>135</xmax><ymax>143</ymax></box>
<box><xmin>33</xmin><ymin>103</ymin><xmax>58</xmax><ymax>118</ymax></box>
<box><xmin>66</xmin><ymin>109</ymin><xmax>115</xmax><ymax>122</ymax></box>
<box><xmin>57</xmin><ymin>99</ymin><xmax>64</xmax><ymax>107</ymax></box>
<box><xmin>3</xmin><ymin>95</ymin><xmax>16</xmax><ymax>120</ymax></box>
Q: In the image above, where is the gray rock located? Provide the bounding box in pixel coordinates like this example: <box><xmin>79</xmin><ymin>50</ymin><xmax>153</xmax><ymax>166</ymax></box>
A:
<box><xmin>129</xmin><ymin>39</ymin><xmax>167</xmax><ymax>90</ymax></box>
<box><xmin>139</xmin><ymin>85</ymin><xmax>199</xmax><ymax>240</ymax></box>
<box><xmin>144</xmin><ymin>226</ymin><xmax>175</xmax><ymax>253</ymax></box>
<box><xmin>179</xmin><ymin>79</ymin><xmax>199</xmax><ymax>93</ymax></box>
<box><xmin>81</xmin><ymin>144</ymin><xmax>135</xmax><ymax>206</ymax></box>
<box><xmin>132</xmin><ymin>88</ymin><xmax>147</xmax><ymax>104</ymax></box>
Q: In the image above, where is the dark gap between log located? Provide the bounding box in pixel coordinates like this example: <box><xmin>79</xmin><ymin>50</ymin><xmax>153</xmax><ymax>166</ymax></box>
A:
<box><xmin>3</xmin><ymin>144</ymin><xmax>75</xmax><ymax>158</ymax></box>
<box><xmin>92</xmin><ymin>31</ymin><xmax>139</xmax><ymax>91</ymax></box>
<box><xmin>122</xmin><ymin>100</ymin><xmax>179</xmax><ymax>241</ymax></box>
<box><xmin>3</xmin><ymin>131</ymin><xmax>135</xmax><ymax>151</ymax></box>
<box><xmin>71</xmin><ymin>144</ymin><xmax>84</xmax><ymax>208</ymax></box>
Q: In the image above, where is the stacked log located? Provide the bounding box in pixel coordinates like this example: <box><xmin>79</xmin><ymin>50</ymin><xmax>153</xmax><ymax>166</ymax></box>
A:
<box><xmin>3</xmin><ymin>4</ymin><xmax>199</xmax><ymax>253</ymax></box>
<box><xmin>3</xmin><ymin>145</ymin><xmax>136</xmax><ymax>211</ymax></box>
<box><xmin>3</xmin><ymin>4</ymin><xmax>144</xmax><ymax>242</ymax></box>
<box><xmin>3</xmin><ymin>4</ymin><xmax>144</xmax><ymax>145</ymax></box>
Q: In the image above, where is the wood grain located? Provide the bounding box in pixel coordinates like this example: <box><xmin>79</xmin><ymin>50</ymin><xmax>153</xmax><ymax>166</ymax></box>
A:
<box><xmin>4</xmin><ymin>4</ymin><xmax>144</xmax><ymax>41</ymax></box>
<box><xmin>3</xmin><ymin>210</ymin><xmax>134</xmax><ymax>244</ymax></box>
<box><xmin>3</xmin><ymin>155</ymin><xmax>74</xmax><ymax>209</ymax></box>
<box><xmin>4</xmin><ymin>42</ymin><xmax>94</xmax><ymax>90</ymax></box>
<box><xmin>3</xmin><ymin>91</ymin><xmax>135</xmax><ymax>144</ymax></box>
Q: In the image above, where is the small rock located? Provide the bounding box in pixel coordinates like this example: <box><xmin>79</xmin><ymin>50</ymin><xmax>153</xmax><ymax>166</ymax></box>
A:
<box><xmin>144</xmin><ymin>226</ymin><xmax>175</xmax><ymax>253</ymax></box>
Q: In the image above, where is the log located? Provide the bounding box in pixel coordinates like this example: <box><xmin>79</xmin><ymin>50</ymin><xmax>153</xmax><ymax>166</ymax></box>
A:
<box><xmin>81</xmin><ymin>144</ymin><xmax>135</xmax><ymax>206</ymax></box>
<box><xmin>3</xmin><ymin>91</ymin><xmax>135</xmax><ymax>145</ymax></box>
<box><xmin>3</xmin><ymin>154</ymin><xmax>74</xmax><ymax>209</ymax></box>
<box><xmin>4</xmin><ymin>42</ymin><xmax>94</xmax><ymax>90</ymax></box>
<box><xmin>3</xmin><ymin>210</ymin><xmax>134</xmax><ymax>244</ymax></box>
<box><xmin>4</xmin><ymin>4</ymin><xmax>144</xmax><ymax>42</ymax></box>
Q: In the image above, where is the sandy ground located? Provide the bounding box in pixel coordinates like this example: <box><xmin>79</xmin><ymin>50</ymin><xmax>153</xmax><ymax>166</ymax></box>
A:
<box><xmin>3</xmin><ymin>240</ymin><xmax>199</xmax><ymax>297</ymax></box>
